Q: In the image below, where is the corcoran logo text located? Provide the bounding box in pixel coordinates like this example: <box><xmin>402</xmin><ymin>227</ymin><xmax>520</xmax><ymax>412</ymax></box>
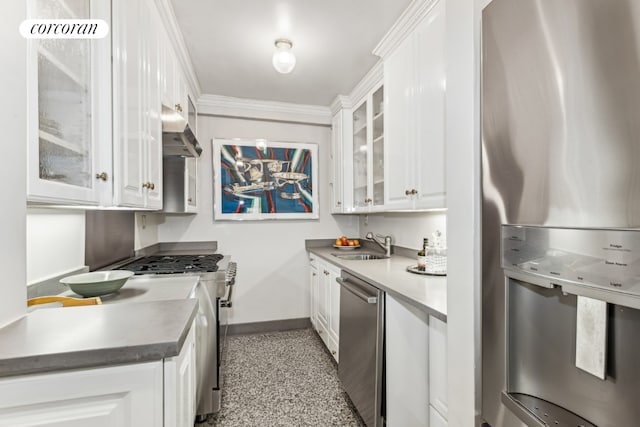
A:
<box><xmin>20</xmin><ymin>19</ymin><xmax>109</xmax><ymax>39</ymax></box>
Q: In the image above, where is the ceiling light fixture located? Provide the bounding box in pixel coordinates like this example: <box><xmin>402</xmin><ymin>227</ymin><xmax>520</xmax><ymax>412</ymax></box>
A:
<box><xmin>272</xmin><ymin>39</ymin><xmax>296</xmax><ymax>74</ymax></box>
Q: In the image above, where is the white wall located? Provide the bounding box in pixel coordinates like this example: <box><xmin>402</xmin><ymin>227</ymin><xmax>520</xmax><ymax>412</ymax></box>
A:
<box><xmin>155</xmin><ymin>115</ymin><xmax>359</xmax><ymax>325</ymax></box>
<box><xmin>135</xmin><ymin>212</ymin><xmax>161</xmax><ymax>250</ymax></box>
<box><xmin>26</xmin><ymin>209</ymin><xmax>86</xmax><ymax>284</ymax></box>
<box><xmin>0</xmin><ymin>4</ymin><xmax>27</xmax><ymax>326</ymax></box>
<box><xmin>358</xmin><ymin>212</ymin><xmax>446</xmax><ymax>250</ymax></box>
<box><xmin>445</xmin><ymin>0</ymin><xmax>491</xmax><ymax>426</ymax></box>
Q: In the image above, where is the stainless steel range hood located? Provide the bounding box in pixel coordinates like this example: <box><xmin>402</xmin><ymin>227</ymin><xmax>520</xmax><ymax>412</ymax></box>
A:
<box><xmin>162</xmin><ymin>105</ymin><xmax>202</xmax><ymax>157</ymax></box>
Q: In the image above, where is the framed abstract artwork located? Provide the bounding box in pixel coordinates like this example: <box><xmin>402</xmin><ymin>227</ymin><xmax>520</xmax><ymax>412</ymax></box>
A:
<box><xmin>212</xmin><ymin>138</ymin><xmax>319</xmax><ymax>220</ymax></box>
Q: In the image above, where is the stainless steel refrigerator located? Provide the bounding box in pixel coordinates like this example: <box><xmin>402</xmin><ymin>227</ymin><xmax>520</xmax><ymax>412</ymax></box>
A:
<box><xmin>481</xmin><ymin>0</ymin><xmax>640</xmax><ymax>426</ymax></box>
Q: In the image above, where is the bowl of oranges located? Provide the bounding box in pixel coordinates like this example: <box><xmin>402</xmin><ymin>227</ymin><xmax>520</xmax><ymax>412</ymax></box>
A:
<box><xmin>333</xmin><ymin>236</ymin><xmax>361</xmax><ymax>250</ymax></box>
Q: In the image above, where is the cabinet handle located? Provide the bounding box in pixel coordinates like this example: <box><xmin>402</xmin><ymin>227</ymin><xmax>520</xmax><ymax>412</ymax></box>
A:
<box><xmin>188</xmin><ymin>197</ymin><xmax>193</xmax><ymax>202</ymax></box>
<box><xmin>405</xmin><ymin>189</ymin><xmax>411</xmax><ymax>196</ymax></box>
<box><xmin>142</xmin><ymin>182</ymin><xmax>150</xmax><ymax>189</ymax></box>
<box><xmin>411</xmin><ymin>189</ymin><xmax>418</xmax><ymax>195</ymax></box>
<box><xmin>175</xmin><ymin>103</ymin><xmax>182</xmax><ymax>112</ymax></box>
<box><xmin>337</xmin><ymin>201</ymin><xmax>341</xmax><ymax>206</ymax></box>
<box><xmin>331</xmin><ymin>350</ymin><xmax>337</xmax><ymax>355</ymax></box>
<box><xmin>149</xmin><ymin>182</ymin><xmax>155</xmax><ymax>190</ymax></box>
<box><xmin>364</xmin><ymin>198</ymin><xmax>372</xmax><ymax>203</ymax></box>
<box><xmin>95</xmin><ymin>172</ymin><xmax>108</xmax><ymax>181</ymax></box>
<box><xmin>312</xmin><ymin>273</ymin><xmax>317</xmax><ymax>277</ymax></box>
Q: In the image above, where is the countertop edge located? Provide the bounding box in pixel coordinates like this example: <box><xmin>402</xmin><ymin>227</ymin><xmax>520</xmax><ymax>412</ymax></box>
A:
<box><xmin>0</xmin><ymin>299</ymin><xmax>198</xmax><ymax>379</ymax></box>
<box><xmin>308</xmin><ymin>247</ymin><xmax>447</xmax><ymax>322</ymax></box>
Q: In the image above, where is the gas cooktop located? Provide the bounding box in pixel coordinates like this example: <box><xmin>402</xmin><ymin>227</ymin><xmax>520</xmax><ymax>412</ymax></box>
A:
<box><xmin>117</xmin><ymin>254</ymin><xmax>225</xmax><ymax>275</ymax></box>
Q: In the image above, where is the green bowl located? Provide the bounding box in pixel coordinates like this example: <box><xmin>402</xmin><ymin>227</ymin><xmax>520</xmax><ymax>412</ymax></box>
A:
<box><xmin>60</xmin><ymin>271</ymin><xmax>134</xmax><ymax>297</ymax></box>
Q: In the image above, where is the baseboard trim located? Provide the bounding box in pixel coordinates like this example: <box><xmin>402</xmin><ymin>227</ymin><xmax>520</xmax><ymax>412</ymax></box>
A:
<box><xmin>227</xmin><ymin>317</ymin><xmax>312</xmax><ymax>335</ymax></box>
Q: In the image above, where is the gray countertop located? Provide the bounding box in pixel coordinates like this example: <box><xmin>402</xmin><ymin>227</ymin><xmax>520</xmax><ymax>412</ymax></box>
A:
<box><xmin>0</xmin><ymin>277</ymin><xmax>200</xmax><ymax>378</ymax></box>
<box><xmin>306</xmin><ymin>243</ymin><xmax>447</xmax><ymax>321</ymax></box>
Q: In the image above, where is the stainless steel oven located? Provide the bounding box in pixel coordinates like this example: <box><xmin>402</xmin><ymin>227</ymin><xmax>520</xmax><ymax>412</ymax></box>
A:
<box><xmin>85</xmin><ymin>213</ymin><xmax>236</xmax><ymax>420</ymax></box>
<box><xmin>115</xmin><ymin>253</ymin><xmax>236</xmax><ymax>421</ymax></box>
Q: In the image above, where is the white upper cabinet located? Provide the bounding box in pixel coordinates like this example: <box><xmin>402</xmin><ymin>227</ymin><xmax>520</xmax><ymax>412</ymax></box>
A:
<box><xmin>27</xmin><ymin>0</ymin><xmax>197</xmax><ymax>209</ymax></box>
<box><xmin>27</xmin><ymin>0</ymin><xmax>112</xmax><ymax>205</ymax></box>
<box><xmin>384</xmin><ymin>0</ymin><xmax>446</xmax><ymax>210</ymax></box>
<box><xmin>351</xmin><ymin>82</ymin><xmax>385</xmax><ymax>213</ymax></box>
<box><xmin>112</xmin><ymin>0</ymin><xmax>163</xmax><ymax>209</ymax></box>
<box><xmin>330</xmin><ymin>98</ymin><xmax>352</xmax><ymax>213</ymax></box>
<box><xmin>161</xmin><ymin>40</ymin><xmax>194</xmax><ymax>127</ymax></box>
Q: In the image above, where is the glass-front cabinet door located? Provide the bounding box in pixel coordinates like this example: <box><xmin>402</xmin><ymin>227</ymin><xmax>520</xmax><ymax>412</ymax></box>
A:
<box><xmin>371</xmin><ymin>85</ymin><xmax>385</xmax><ymax>207</ymax></box>
<box><xmin>352</xmin><ymin>100</ymin><xmax>368</xmax><ymax>209</ymax></box>
<box><xmin>27</xmin><ymin>0</ymin><xmax>111</xmax><ymax>205</ymax></box>
<box><xmin>350</xmin><ymin>82</ymin><xmax>385</xmax><ymax>212</ymax></box>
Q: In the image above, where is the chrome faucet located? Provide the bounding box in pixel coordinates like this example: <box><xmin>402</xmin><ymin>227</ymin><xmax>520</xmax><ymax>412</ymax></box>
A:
<box><xmin>365</xmin><ymin>232</ymin><xmax>392</xmax><ymax>257</ymax></box>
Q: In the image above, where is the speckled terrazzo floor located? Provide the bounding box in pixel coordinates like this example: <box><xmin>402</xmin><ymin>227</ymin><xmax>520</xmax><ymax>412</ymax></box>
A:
<box><xmin>196</xmin><ymin>328</ymin><xmax>365</xmax><ymax>427</ymax></box>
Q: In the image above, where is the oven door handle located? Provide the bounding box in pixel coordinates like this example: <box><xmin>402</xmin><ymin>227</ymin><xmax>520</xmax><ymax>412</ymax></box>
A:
<box><xmin>220</xmin><ymin>262</ymin><xmax>237</xmax><ymax>308</ymax></box>
<box><xmin>220</xmin><ymin>285</ymin><xmax>233</xmax><ymax>308</ymax></box>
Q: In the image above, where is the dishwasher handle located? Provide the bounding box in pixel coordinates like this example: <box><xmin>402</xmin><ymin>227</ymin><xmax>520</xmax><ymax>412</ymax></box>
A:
<box><xmin>336</xmin><ymin>276</ymin><xmax>378</xmax><ymax>304</ymax></box>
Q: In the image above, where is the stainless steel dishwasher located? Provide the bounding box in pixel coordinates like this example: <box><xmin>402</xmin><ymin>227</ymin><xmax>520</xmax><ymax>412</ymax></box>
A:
<box><xmin>336</xmin><ymin>271</ymin><xmax>384</xmax><ymax>427</ymax></box>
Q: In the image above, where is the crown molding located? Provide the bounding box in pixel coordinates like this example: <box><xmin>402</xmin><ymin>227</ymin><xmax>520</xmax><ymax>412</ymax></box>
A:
<box><xmin>197</xmin><ymin>95</ymin><xmax>332</xmax><ymax>125</ymax></box>
<box><xmin>330</xmin><ymin>95</ymin><xmax>352</xmax><ymax>116</ymax></box>
<box><xmin>154</xmin><ymin>0</ymin><xmax>202</xmax><ymax>99</ymax></box>
<box><xmin>373</xmin><ymin>0</ymin><xmax>438</xmax><ymax>60</ymax></box>
<box><xmin>349</xmin><ymin>61</ymin><xmax>383</xmax><ymax>105</ymax></box>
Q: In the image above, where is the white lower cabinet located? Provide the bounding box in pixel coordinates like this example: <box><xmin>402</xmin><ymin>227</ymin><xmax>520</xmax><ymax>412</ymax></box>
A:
<box><xmin>385</xmin><ymin>294</ymin><xmax>447</xmax><ymax>427</ymax></box>
<box><xmin>0</xmin><ymin>362</ymin><xmax>164</xmax><ymax>426</ymax></box>
<box><xmin>164</xmin><ymin>320</ymin><xmax>197</xmax><ymax>427</ymax></box>
<box><xmin>309</xmin><ymin>255</ymin><xmax>319</xmax><ymax>329</ymax></box>
<box><xmin>308</xmin><ymin>254</ymin><xmax>341</xmax><ymax>362</ymax></box>
<box><xmin>0</xmin><ymin>323</ymin><xmax>196</xmax><ymax>427</ymax></box>
<box><xmin>429</xmin><ymin>405</ymin><xmax>448</xmax><ymax>427</ymax></box>
<box><xmin>428</xmin><ymin>315</ymin><xmax>448</xmax><ymax>419</ymax></box>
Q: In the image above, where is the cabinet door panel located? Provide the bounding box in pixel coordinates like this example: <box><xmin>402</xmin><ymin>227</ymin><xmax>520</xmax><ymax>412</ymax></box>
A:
<box><xmin>0</xmin><ymin>362</ymin><xmax>163</xmax><ymax>426</ymax></box>
<box><xmin>310</xmin><ymin>263</ymin><xmax>319</xmax><ymax>329</ymax></box>
<box><xmin>331</xmin><ymin>112</ymin><xmax>344</xmax><ymax>213</ymax></box>
<box><xmin>384</xmin><ymin>35</ymin><xmax>415</xmax><ymax>210</ymax></box>
<box><xmin>385</xmin><ymin>294</ymin><xmax>429</xmax><ymax>426</ymax></box>
<box><xmin>186</xmin><ymin>157</ymin><xmax>198</xmax><ymax>212</ymax></box>
<box><xmin>144</xmin><ymin>0</ymin><xmax>163</xmax><ymax>209</ymax></box>
<box><xmin>430</xmin><ymin>405</ymin><xmax>448</xmax><ymax>427</ymax></box>
<box><xmin>27</xmin><ymin>0</ymin><xmax>110</xmax><ymax>205</ymax></box>
<box><xmin>371</xmin><ymin>84</ymin><xmax>385</xmax><ymax>208</ymax></box>
<box><xmin>113</xmin><ymin>0</ymin><xmax>163</xmax><ymax>209</ymax></box>
<box><xmin>428</xmin><ymin>314</ymin><xmax>448</xmax><ymax>418</ymax></box>
<box><xmin>165</xmin><ymin>322</ymin><xmax>196</xmax><ymax>427</ymax></box>
<box><xmin>112</xmin><ymin>0</ymin><xmax>145</xmax><ymax>207</ymax></box>
<box><xmin>352</xmin><ymin>100</ymin><xmax>369</xmax><ymax>210</ymax></box>
<box><xmin>415</xmin><ymin>0</ymin><xmax>446</xmax><ymax>209</ymax></box>
<box><xmin>317</xmin><ymin>262</ymin><xmax>330</xmax><ymax>330</ymax></box>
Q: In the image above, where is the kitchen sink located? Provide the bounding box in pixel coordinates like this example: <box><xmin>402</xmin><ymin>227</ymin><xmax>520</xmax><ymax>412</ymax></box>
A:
<box><xmin>332</xmin><ymin>253</ymin><xmax>390</xmax><ymax>261</ymax></box>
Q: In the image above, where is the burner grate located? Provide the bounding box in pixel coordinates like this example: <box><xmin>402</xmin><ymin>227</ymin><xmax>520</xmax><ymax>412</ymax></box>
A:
<box><xmin>118</xmin><ymin>254</ymin><xmax>224</xmax><ymax>275</ymax></box>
